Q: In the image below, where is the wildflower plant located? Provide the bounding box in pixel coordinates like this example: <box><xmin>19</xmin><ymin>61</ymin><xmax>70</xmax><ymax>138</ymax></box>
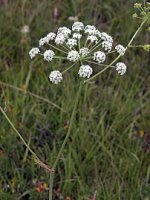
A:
<box><xmin>29</xmin><ymin>21</ymin><xmax>127</xmax><ymax>85</ymax></box>
<box><xmin>28</xmin><ymin>8</ymin><xmax>149</xmax><ymax>199</ymax></box>
<box><xmin>131</xmin><ymin>2</ymin><xmax>150</xmax><ymax>52</ymax></box>
<box><xmin>0</xmin><ymin>2</ymin><xmax>149</xmax><ymax>200</ymax></box>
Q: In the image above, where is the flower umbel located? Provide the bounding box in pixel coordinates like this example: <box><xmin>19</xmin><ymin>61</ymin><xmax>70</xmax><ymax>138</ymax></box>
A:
<box><xmin>72</xmin><ymin>22</ymin><xmax>84</xmax><ymax>32</ymax></box>
<box><xmin>44</xmin><ymin>50</ymin><xmax>55</xmax><ymax>62</ymax></box>
<box><xmin>66</xmin><ymin>38</ymin><xmax>77</xmax><ymax>48</ymax></box>
<box><xmin>79</xmin><ymin>48</ymin><xmax>89</xmax><ymax>57</ymax></box>
<box><xmin>29</xmin><ymin>21</ymin><xmax>127</xmax><ymax>84</ymax></box>
<box><xmin>67</xmin><ymin>50</ymin><xmax>80</xmax><ymax>62</ymax></box>
<box><xmin>29</xmin><ymin>48</ymin><xmax>40</xmax><ymax>59</ymax></box>
<box><xmin>78</xmin><ymin>65</ymin><xmax>93</xmax><ymax>78</ymax></box>
<box><xmin>93</xmin><ymin>51</ymin><xmax>106</xmax><ymax>63</ymax></box>
<box><xmin>102</xmin><ymin>41</ymin><xmax>112</xmax><ymax>52</ymax></box>
<box><xmin>116</xmin><ymin>62</ymin><xmax>127</xmax><ymax>75</ymax></box>
<box><xmin>49</xmin><ymin>71</ymin><xmax>63</xmax><ymax>84</ymax></box>
<box><xmin>115</xmin><ymin>44</ymin><xmax>126</xmax><ymax>55</ymax></box>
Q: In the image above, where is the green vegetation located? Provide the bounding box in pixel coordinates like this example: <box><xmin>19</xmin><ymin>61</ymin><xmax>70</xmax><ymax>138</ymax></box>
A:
<box><xmin>0</xmin><ymin>1</ymin><xmax>149</xmax><ymax>199</ymax></box>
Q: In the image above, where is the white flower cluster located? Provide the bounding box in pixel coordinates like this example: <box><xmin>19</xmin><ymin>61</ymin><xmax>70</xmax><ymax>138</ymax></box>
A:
<box><xmin>93</xmin><ymin>51</ymin><xmax>106</xmax><ymax>63</ymax></box>
<box><xmin>66</xmin><ymin>38</ymin><xmax>77</xmax><ymax>48</ymax></box>
<box><xmin>49</xmin><ymin>70</ymin><xmax>63</xmax><ymax>84</ymax></box>
<box><xmin>87</xmin><ymin>35</ymin><xmax>98</xmax><ymax>43</ymax></box>
<box><xmin>58</xmin><ymin>27</ymin><xmax>71</xmax><ymax>38</ymax></box>
<box><xmin>79</xmin><ymin>48</ymin><xmax>89</xmax><ymax>57</ymax></box>
<box><xmin>101</xmin><ymin>32</ymin><xmax>113</xmax><ymax>43</ymax></box>
<box><xmin>85</xmin><ymin>25</ymin><xmax>96</xmax><ymax>35</ymax></box>
<box><xmin>115</xmin><ymin>44</ymin><xmax>126</xmax><ymax>55</ymax></box>
<box><xmin>29</xmin><ymin>21</ymin><xmax>127</xmax><ymax>84</ymax></box>
<box><xmin>29</xmin><ymin>48</ymin><xmax>40</xmax><ymax>59</ymax></box>
<box><xmin>55</xmin><ymin>34</ymin><xmax>66</xmax><ymax>45</ymax></box>
<box><xmin>67</xmin><ymin>50</ymin><xmax>80</xmax><ymax>62</ymax></box>
<box><xmin>21</xmin><ymin>25</ymin><xmax>30</xmax><ymax>34</ymax></box>
<box><xmin>39</xmin><ymin>32</ymin><xmax>56</xmax><ymax>47</ymax></box>
<box><xmin>47</xmin><ymin>32</ymin><xmax>56</xmax><ymax>40</ymax></box>
<box><xmin>116</xmin><ymin>62</ymin><xmax>127</xmax><ymax>75</ymax></box>
<box><xmin>44</xmin><ymin>50</ymin><xmax>55</xmax><ymax>62</ymax></box>
<box><xmin>78</xmin><ymin>65</ymin><xmax>93</xmax><ymax>78</ymax></box>
<box><xmin>95</xmin><ymin>30</ymin><xmax>101</xmax><ymax>38</ymax></box>
<box><xmin>73</xmin><ymin>33</ymin><xmax>82</xmax><ymax>39</ymax></box>
<box><xmin>102</xmin><ymin>41</ymin><xmax>112</xmax><ymax>52</ymax></box>
<box><xmin>72</xmin><ymin>22</ymin><xmax>84</xmax><ymax>31</ymax></box>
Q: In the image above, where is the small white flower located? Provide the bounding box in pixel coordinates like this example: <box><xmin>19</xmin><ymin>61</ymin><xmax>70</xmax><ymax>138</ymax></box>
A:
<box><xmin>49</xmin><ymin>70</ymin><xmax>63</xmax><ymax>84</ymax></box>
<box><xmin>101</xmin><ymin>32</ymin><xmax>113</xmax><ymax>43</ymax></box>
<box><xmin>85</xmin><ymin>25</ymin><xmax>96</xmax><ymax>35</ymax></box>
<box><xmin>67</xmin><ymin>50</ymin><xmax>80</xmax><ymax>62</ymax></box>
<box><xmin>72</xmin><ymin>22</ymin><xmax>84</xmax><ymax>31</ymax></box>
<box><xmin>46</xmin><ymin>32</ymin><xmax>56</xmax><ymax>41</ymax></box>
<box><xmin>102</xmin><ymin>41</ymin><xmax>112</xmax><ymax>52</ymax></box>
<box><xmin>95</xmin><ymin>30</ymin><xmax>101</xmax><ymax>38</ymax></box>
<box><xmin>66</xmin><ymin>38</ymin><xmax>77</xmax><ymax>48</ymax></box>
<box><xmin>21</xmin><ymin>25</ymin><xmax>30</xmax><ymax>34</ymax></box>
<box><xmin>93</xmin><ymin>51</ymin><xmax>106</xmax><ymax>63</ymax></box>
<box><xmin>55</xmin><ymin>33</ymin><xmax>66</xmax><ymax>45</ymax></box>
<box><xmin>29</xmin><ymin>48</ymin><xmax>40</xmax><ymax>59</ymax></box>
<box><xmin>116</xmin><ymin>62</ymin><xmax>127</xmax><ymax>75</ymax></box>
<box><xmin>87</xmin><ymin>35</ymin><xmax>98</xmax><ymax>43</ymax></box>
<box><xmin>78</xmin><ymin>65</ymin><xmax>93</xmax><ymax>78</ymax></box>
<box><xmin>115</xmin><ymin>44</ymin><xmax>126</xmax><ymax>55</ymax></box>
<box><xmin>57</xmin><ymin>27</ymin><xmax>71</xmax><ymax>38</ymax></box>
<box><xmin>79</xmin><ymin>48</ymin><xmax>89</xmax><ymax>57</ymax></box>
<box><xmin>68</xmin><ymin>16</ymin><xmax>79</xmax><ymax>22</ymax></box>
<box><xmin>44</xmin><ymin>50</ymin><xmax>55</xmax><ymax>62</ymax></box>
<box><xmin>73</xmin><ymin>33</ymin><xmax>82</xmax><ymax>39</ymax></box>
<box><xmin>39</xmin><ymin>37</ymin><xmax>49</xmax><ymax>47</ymax></box>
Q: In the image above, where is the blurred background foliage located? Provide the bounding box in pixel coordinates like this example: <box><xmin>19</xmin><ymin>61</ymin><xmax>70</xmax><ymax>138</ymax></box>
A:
<box><xmin>0</xmin><ymin>0</ymin><xmax>150</xmax><ymax>199</ymax></box>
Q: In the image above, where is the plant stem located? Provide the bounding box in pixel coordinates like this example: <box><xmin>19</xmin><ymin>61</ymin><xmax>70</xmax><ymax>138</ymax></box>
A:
<box><xmin>84</xmin><ymin>65</ymin><xmax>111</xmax><ymax>83</ymax></box>
<box><xmin>48</xmin><ymin>43</ymin><xmax>68</xmax><ymax>54</ymax></box>
<box><xmin>89</xmin><ymin>42</ymin><xmax>102</xmax><ymax>54</ymax></box>
<box><xmin>62</xmin><ymin>62</ymin><xmax>77</xmax><ymax>74</ymax></box>
<box><xmin>84</xmin><ymin>59</ymin><xmax>114</xmax><ymax>67</ymax></box>
<box><xmin>85</xmin><ymin>18</ymin><xmax>147</xmax><ymax>83</ymax></box>
<box><xmin>126</xmin><ymin>17</ymin><xmax>147</xmax><ymax>49</ymax></box>
<box><xmin>0</xmin><ymin>106</ymin><xmax>37</xmax><ymax>158</ymax></box>
<box><xmin>54</xmin><ymin>56</ymin><xmax>67</xmax><ymax>59</ymax></box>
<box><xmin>0</xmin><ymin>106</ymin><xmax>54</xmax><ymax>173</ymax></box>
<box><xmin>0</xmin><ymin>81</ymin><xmax>65</xmax><ymax>112</ymax></box>
<box><xmin>48</xmin><ymin>80</ymin><xmax>83</xmax><ymax>200</ymax></box>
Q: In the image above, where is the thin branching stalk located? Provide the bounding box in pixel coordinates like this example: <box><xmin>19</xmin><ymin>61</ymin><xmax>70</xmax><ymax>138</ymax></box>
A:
<box><xmin>85</xmin><ymin>17</ymin><xmax>148</xmax><ymax>83</ymax></box>
<box><xmin>49</xmin><ymin>80</ymin><xmax>84</xmax><ymax>200</ymax></box>
<box><xmin>0</xmin><ymin>106</ymin><xmax>54</xmax><ymax>173</ymax></box>
<box><xmin>0</xmin><ymin>81</ymin><xmax>65</xmax><ymax>112</ymax></box>
<box><xmin>62</xmin><ymin>62</ymin><xmax>77</xmax><ymax>74</ymax></box>
<box><xmin>0</xmin><ymin>106</ymin><xmax>37</xmax><ymax>158</ymax></box>
<box><xmin>48</xmin><ymin>43</ymin><xmax>68</xmax><ymax>54</ymax></box>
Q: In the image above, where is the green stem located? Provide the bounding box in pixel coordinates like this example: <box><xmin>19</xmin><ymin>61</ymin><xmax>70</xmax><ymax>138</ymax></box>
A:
<box><xmin>0</xmin><ymin>81</ymin><xmax>65</xmax><ymax>112</ymax></box>
<box><xmin>89</xmin><ymin>41</ymin><xmax>102</xmax><ymax>53</ymax></box>
<box><xmin>48</xmin><ymin>81</ymin><xmax>83</xmax><ymax>200</ymax></box>
<box><xmin>61</xmin><ymin>44</ymin><xmax>70</xmax><ymax>51</ymax></box>
<box><xmin>126</xmin><ymin>17</ymin><xmax>147</xmax><ymax>49</ymax></box>
<box><xmin>22</xmin><ymin>131</ymin><xmax>32</xmax><ymax>163</ymax></box>
<box><xmin>0</xmin><ymin>106</ymin><xmax>37</xmax><ymax>158</ymax></box>
<box><xmin>48</xmin><ymin>43</ymin><xmax>68</xmax><ymax>54</ymax></box>
<box><xmin>85</xmin><ymin>18</ymin><xmax>147</xmax><ymax>83</ymax></box>
<box><xmin>54</xmin><ymin>56</ymin><xmax>67</xmax><ymax>59</ymax></box>
<box><xmin>84</xmin><ymin>65</ymin><xmax>111</xmax><ymax>83</ymax></box>
<box><xmin>21</xmin><ymin>64</ymin><xmax>32</xmax><ymax>123</ymax></box>
<box><xmin>62</xmin><ymin>62</ymin><xmax>77</xmax><ymax>74</ymax></box>
<box><xmin>53</xmin><ymin>81</ymin><xmax>83</xmax><ymax>168</ymax></box>
<box><xmin>84</xmin><ymin>59</ymin><xmax>114</xmax><ymax>67</ymax></box>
